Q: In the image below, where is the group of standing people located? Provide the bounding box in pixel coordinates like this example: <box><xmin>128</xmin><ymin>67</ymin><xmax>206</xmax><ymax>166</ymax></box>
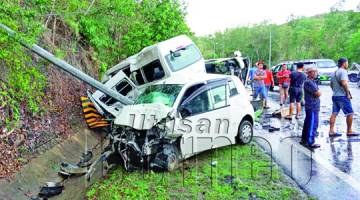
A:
<box><xmin>249</xmin><ymin>58</ymin><xmax>357</xmax><ymax>149</ymax></box>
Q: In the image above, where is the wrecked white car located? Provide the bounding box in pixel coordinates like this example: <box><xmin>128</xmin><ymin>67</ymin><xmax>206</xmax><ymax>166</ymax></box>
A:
<box><xmin>107</xmin><ymin>74</ymin><xmax>254</xmax><ymax>171</ymax></box>
<box><xmin>0</xmin><ymin>23</ymin><xmax>254</xmax><ymax>175</ymax></box>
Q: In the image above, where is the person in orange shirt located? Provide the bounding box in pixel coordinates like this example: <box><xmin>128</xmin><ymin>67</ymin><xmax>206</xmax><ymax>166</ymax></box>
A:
<box><xmin>263</xmin><ymin>64</ymin><xmax>274</xmax><ymax>109</ymax></box>
<box><xmin>277</xmin><ymin>64</ymin><xmax>291</xmax><ymax>106</ymax></box>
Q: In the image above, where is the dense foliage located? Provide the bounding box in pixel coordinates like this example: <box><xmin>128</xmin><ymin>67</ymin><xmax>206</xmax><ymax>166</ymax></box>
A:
<box><xmin>196</xmin><ymin>11</ymin><xmax>360</xmax><ymax>66</ymax></box>
<box><xmin>0</xmin><ymin>0</ymin><xmax>190</xmax><ymax>129</ymax></box>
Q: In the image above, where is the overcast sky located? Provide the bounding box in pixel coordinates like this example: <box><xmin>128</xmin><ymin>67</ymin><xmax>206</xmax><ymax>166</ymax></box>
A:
<box><xmin>185</xmin><ymin>0</ymin><xmax>360</xmax><ymax>36</ymax></box>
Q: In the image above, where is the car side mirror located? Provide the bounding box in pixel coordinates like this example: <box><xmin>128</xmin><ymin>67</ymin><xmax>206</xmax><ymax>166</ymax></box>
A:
<box><xmin>179</xmin><ymin>106</ymin><xmax>192</xmax><ymax>118</ymax></box>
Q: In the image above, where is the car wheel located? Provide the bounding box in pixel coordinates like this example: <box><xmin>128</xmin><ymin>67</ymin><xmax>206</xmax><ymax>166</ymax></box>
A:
<box><xmin>349</xmin><ymin>74</ymin><xmax>358</xmax><ymax>83</ymax></box>
<box><xmin>152</xmin><ymin>144</ymin><xmax>180</xmax><ymax>171</ymax></box>
<box><xmin>237</xmin><ymin>120</ymin><xmax>253</xmax><ymax>144</ymax></box>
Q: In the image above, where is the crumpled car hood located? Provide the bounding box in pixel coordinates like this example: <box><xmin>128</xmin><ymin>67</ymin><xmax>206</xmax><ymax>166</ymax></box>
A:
<box><xmin>114</xmin><ymin>103</ymin><xmax>172</xmax><ymax>130</ymax></box>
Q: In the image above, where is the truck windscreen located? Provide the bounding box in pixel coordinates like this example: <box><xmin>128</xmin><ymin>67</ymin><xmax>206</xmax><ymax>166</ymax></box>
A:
<box><xmin>165</xmin><ymin>44</ymin><xmax>202</xmax><ymax>72</ymax></box>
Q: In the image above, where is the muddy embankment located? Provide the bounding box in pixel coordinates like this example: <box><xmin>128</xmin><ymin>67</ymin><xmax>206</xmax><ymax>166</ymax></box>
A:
<box><xmin>0</xmin><ymin>19</ymin><xmax>104</xmax><ymax>199</ymax></box>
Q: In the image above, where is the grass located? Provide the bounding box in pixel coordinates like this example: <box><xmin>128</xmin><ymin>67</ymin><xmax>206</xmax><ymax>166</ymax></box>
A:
<box><xmin>86</xmin><ymin>144</ymin><xmax>310</xmax><ymax>200</ymax></box>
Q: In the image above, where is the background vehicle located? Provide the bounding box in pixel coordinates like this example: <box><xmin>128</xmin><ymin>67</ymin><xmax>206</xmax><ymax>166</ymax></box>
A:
<box><xmin>296</xmin><ymin>59</ymin><xmax>337</xmax><ymax>84</ymax></box>
<box><xmin>270</xmin><ymin>61</ymin><xmax>295</xmax><ymax>90</ymax></box>
<box><xmin>205</xmin><ymin>51</ymin><xmax>250</xmax><ymax>85</ymax></box>
<box><xmin>348</xmin><ymin>63</ymin><xmax>360</xmax><ymax>83</ymax></box>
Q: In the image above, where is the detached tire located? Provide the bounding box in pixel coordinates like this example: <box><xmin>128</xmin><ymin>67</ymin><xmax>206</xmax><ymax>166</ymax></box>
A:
<box><xmin>237</xmin><ymin>120</ymin><xmax>253</xmax><ymax>144</ymax></box>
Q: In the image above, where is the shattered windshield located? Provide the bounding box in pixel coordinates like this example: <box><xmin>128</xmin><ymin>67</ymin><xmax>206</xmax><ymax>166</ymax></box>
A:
<box><xmin>165</xmin><ymin>44</ymin><xmax>202</xmax><ymax>72</ymax></box>
<box><xmin>135</xmin><ymin>84</ymin><xmax>183</xmax><ymax>107</ymax></box>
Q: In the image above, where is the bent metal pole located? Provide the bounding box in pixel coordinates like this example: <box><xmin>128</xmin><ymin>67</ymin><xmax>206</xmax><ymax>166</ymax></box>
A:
<box><xmin>0</xmin><ymin>23</ymin><xmax>133</xmax><ymax>105</ymax></box>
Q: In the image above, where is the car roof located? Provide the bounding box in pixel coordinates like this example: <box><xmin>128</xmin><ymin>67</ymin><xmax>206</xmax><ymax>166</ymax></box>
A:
<box><xmin>294</xmin><ymin>59</ymin><xmax>334</xmax><ymax>63</ymax></box>
<box><xmin>155</xmin><ymin>73</ymin><xmax>232</xmax><ymax>85</ymax></box>
<box><xmin>205</xmin><ymin>57</ymin><xmax>238</xmax><ymax>63</ymax></box>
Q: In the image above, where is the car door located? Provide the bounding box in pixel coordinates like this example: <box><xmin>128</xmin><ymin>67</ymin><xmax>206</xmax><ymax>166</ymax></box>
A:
<box><xmin>177</xmin><ymin>79</ymin><xmax>232</xmax><ymax>157</ymax></box>
<box><xmin>91</xmin><ymin>71</ymin><xmax>140</xmax><ymax>117</ymax></box>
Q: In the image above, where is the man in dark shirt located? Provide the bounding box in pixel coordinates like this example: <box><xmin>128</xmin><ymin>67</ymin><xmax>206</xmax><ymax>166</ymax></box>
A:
<box><xmin>286</xmin><ymin>63</ymin><xmax>307</xmax><ymax>119</ymax></box>
<box><xmin>301</xmin><ymin>66</ymin><xmax>321</xmax><ymax>149</ymax></box>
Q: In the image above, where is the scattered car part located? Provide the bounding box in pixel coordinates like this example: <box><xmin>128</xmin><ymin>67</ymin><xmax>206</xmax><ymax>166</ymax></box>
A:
<box><xmin>38</xmin><ymin>182</ymin><xmax>64</xmax><ymax>198</ymax></box>
<box><xmin>348</xmin><ymin>73</ymin><xmax>358</xmax><ymax>83</ymax></box>
<box><xmin>223</xmin><ymin>175</ymin><xmax>235</xmax><ymax>184</ymax></box>
<box><xmin>210</xmin><ymin>161</ymin><xmax>218</xmax><ymax>167</ymax></box>
<box><xmin>59</xmin><ymin>162</ymin><xmax>87</xmax><ymax>176</ymax></box>
<box><xmin>348</xmin><ymin>63</ymin><xmax>360</xmax><ymax>83</ymax></box>
<box><xmin>269</xmin><ymin>127</ymin><xmax>280</xmax><ymax>132</ymax></box>
<box><xmin>272</xmin><ymin>110</ymin><xmax>282</xmax><ymax>119</ymax></box>
<box><xmin>262</xmin><ymin>124</ymin><xmax>271</xmax><ymax>129</ymax></box>
<box><xmin>85</xmin><ymin>150</ymin><xmax>113</xmax><ymax>181</ymax></box>
<box><xmin>78</xmin><ymin>150</ymin><xmax>93</xmax><ymax>167</ymax></box>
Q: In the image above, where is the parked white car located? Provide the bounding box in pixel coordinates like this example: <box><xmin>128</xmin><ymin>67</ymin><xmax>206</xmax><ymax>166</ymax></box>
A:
<box><xmin>111</xmin><ymin>74</ymin><xmax>254</xmax><ymax>171</ymax></box>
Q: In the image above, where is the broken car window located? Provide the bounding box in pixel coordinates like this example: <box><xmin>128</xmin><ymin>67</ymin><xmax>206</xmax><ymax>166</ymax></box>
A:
<box><xmin>100</xmin><ymin>79</ymin><xmax>134</xmax><ymax>106</ymax></box>
<box><xmin>135</xmin><ymin>84</ymin><xmax>183</xmax><ymax>107</ymax></box>
<box><xmin>210</xmin><ymin>85</ymin><xmax>227</xmax><ymax>109</ymax></box>
<box><xmin>228</xmin><ymin>80</ymin><xmax>238</xmax><ymax>97</ymax></box>
<box><xmin>182</xmin><ymin>89</ymin><xmax>213</xmax><ymax>116</ymax></box>
<box><xmin>165</xmin><ymin>44</ymin><xmax>202</xmax><ymax>72</ymax></box>
<box><xmin>142</xmin><ymin>60</ymin><xmax>165</xmax><ymax>82</ymax></box>
<box><xmin>130</xmin><ymin>69</ymin><xmax>145</xmax><ymax>85</ymax></box>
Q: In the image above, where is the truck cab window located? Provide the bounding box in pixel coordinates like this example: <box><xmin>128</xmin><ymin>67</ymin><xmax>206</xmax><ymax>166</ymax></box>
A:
<box><xmin>143</xmin><ymin>60</ymin><xmax>165</xmax><ymax>82</ymax></box>
<box><xmin>130</xmin><ymin>69</ymin><xmax>145</xmax><ymax>85</ymax></box>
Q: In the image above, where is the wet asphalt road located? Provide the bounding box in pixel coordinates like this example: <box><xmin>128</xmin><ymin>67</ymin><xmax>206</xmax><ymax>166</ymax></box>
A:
<box><xmin>253</xmin><ymin>82</ymin><xmax>360</xmax><ymax>200</ymax></box>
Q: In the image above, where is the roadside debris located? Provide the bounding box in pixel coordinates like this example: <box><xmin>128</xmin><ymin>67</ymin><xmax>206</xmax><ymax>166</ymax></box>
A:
<box><xmin>223</xmin><ymin>175</ymin><xmax>235</xmax><ymax>184</ymax></box>
<box><xmin>38</xmin><ymin>181</ymin><xmax>64</xmax><ymax>198</ymax></box>
<box><xmin>269</xmin><ymin>127</ymin><xmax>281</xmax><ymax>132</ymax></box>
<box><xmin>210</xmin><ymin>161</ymin><xmax>218</xmax><ymax>167</ymax></box>
<box><xmin>59</xmin><ymin>162</ymin><xmax>88</xmax><ymax>176</ymax></box>
<box><xmin>249</xmin><ymin>193</ymin><xmax>257</xmax><ymax>200</ymax></box>
<box><xmin>78</xmin><ymin>150</ymin><xmax>93</xmax><ymax>167</ymax></box>
<box><xmin>59</xmin><ymin>150</ymin><xmax>93</xmax><ymax>176</ymax></box>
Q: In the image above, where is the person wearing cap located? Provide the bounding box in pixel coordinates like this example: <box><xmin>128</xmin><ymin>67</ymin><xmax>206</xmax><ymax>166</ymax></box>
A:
<box><xmin>300</xmin><ymin>66</ymin><xmax>321</xmax><ymax>148</ymax></box>
<box><xmin>277</xmin><ymin>64</ymin><xmax>291</xmax><ymax>106</ymax></box>
<box><xmin>329</xmin><ymin>58</ymin><xmax>358</xmax><ymax>137</ymax></box>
